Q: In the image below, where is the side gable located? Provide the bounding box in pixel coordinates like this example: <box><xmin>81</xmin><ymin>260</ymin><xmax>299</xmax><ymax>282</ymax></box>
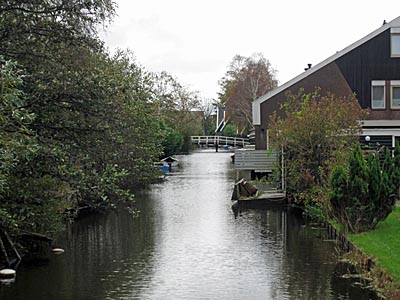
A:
<box><xmin>254</xmin><ymin>62</ymin><xmax>353</xmax><ymax>149</ymax></box>
<box><xmin>259</xmin><ymin>62</ymin><xmax>353</xmax><ymax>127</ymax></box>
<box><xmin>253</xmin><ymin>16</ymin><xmax>400</xmax><ymax>126</ymax></box>
<box><xmin>336</xmin><ymin>29</ymin><xmax>400</xmax><ymax>109</ymax></box>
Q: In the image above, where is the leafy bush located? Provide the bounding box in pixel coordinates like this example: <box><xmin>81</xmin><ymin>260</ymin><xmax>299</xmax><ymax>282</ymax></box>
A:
<box><xmin>223</xmin><ymin>124</ymin><xmax>237</xmax><ymax>137</ymax></box>
<box><xmin>160</xmin><ymin>121</ymin><xmax>183</xmax><ymax>157</ymax></box>
<box><xmin>303</xmin><ymin>204</ymin><xmax>325</xmax><ymax>223</ymax></box>
<box><xmin>269</xmin><ymin>89</ymin><xmax>367</xmax><ymax>205</ymax></box>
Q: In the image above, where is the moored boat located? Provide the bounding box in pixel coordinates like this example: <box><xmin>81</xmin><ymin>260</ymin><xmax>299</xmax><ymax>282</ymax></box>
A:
<box><xmin>160</xmin><ymin>156</ymin><xmax>179</xmax><ymax>168</ymax></box>
<box><xmin>232</xmin><ymin>178</ymin><xmax>287</xmax><ymax>207</ymax></box>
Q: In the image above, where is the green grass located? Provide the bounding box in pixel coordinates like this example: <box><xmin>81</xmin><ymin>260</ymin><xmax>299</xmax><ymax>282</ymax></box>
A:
<box><xmin>348</xmin><ymin>208</ymin><xmax>400</xmax><ymax>282</ymax></box>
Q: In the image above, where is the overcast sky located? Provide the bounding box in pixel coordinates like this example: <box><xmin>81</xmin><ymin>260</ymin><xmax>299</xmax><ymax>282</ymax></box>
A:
<box><xmin>101</xmin><ymin>0</ymin><xmax>400</xmax><ymax>100</ymax></box>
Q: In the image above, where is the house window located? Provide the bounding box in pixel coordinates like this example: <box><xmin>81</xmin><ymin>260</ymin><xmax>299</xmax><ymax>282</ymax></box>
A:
<box><xmin>371</xmin><ymin>81</ymin><xmax>385</xmax><ymax>109</ymax></box>
<box><xmin>391</xmin><ymin>81</ymin><xmax>400</xmax><ymax>109</ymax></box>
<box><xmin>391</xmin><ymin>28</ymin><xmax>400</xmax><ymax>57</ymax></box>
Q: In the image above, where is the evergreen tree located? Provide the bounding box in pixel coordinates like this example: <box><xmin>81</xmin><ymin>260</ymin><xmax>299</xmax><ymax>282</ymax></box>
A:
<box><xmin>329</xmin><ymin>165</ymin><xmax>349</xmax><ymax>227</ymax></box>
<box><xmin>390</xmin><ymin>143</ymin><xmax>400</xmax><ymax>196</ymax></box>
<box><xmin>368</xmin><ymin>153</ymin><xmax>383</xmax><ymax>227</ymax></box>
<box><xmin>330</xmin><ymin>144</ymin><xmax>399</xmax><ymax>233</ymax></box>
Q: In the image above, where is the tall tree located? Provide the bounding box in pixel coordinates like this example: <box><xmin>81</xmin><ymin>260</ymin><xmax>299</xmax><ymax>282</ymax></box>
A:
<box><xmin>0</xmin><ymin>0</ymin><xmax>114</xmax><ymax>57</ymax></box>
<box><xmin>151</xmin><ymin>71</ymin><xmax>203</xmax><ymax>153</ymax></box>
<box><xmin>0</xmin><ymin>1</ymin><xmax>118</xmax><ymax>235</ymax></box>
<box><xmin>218</xmin><ymin>53</ymin><xmax>278</xmax><ymax>135</ymax></box>
<box><xmin>0</xmin><ymin>0</ymin><xmax>164</xmax><ymax>236</ymax></box>
<box><xmin>198</xmin><ymin>98</ymin><xmax>216</xmax><ymax>136</ymax></box>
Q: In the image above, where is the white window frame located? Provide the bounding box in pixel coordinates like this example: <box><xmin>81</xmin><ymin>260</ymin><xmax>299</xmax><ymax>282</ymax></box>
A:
<box><xmin>371</xmin><ymin>80</ymin><xmax>386</xmax><ymax>109</ymax></box>
<box><xmin>391</xmin><ymin>80</ymin><xmax>400</xmax><ymax>109</ymax></box>
<box><xmin>391</xmin><ymin>28</ymin><xmax>400</xmax><ymax>57</ymax></box>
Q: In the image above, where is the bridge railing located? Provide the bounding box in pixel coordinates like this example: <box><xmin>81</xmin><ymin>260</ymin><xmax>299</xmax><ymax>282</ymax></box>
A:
<box><xmin>191</xmin><ymin>136</ymin><xmax>250</xmax><ymax>147</ymax></box>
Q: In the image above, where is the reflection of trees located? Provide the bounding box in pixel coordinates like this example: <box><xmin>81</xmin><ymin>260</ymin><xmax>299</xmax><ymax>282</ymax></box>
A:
<box><xmin>235</xmin><ymin>208</ymin><xmax>336</xmax><ymax>299</ymax></box>
<box><xmin>330</xmin><ymin>265</ymin><xmax>379</xmax><ymax>300</ymax></box>
<box><xmin>279</xmin><ymin>211</ymin><xmax>338</xmax><ymax>299</ymax></box>
<box><xmin>55</xmin><ymin>197</ymin><xmax>157</xmax><ymax>300</ymax></box>
<box><xmin>0</xmin><ymin>206</ymin><xmax>156</xmax><ymax>300</ymax></box>
<box><xmin>279</xmin><ymin>210</ymin><xmax>376</xmax><ymax>300</ymax></box>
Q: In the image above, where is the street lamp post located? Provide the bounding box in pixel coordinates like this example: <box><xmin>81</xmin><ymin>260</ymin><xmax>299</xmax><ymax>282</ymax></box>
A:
<box><xmin>365</xmin><ymin>135</ymin><xmax>371</xmax><ymax>149</ymax></box>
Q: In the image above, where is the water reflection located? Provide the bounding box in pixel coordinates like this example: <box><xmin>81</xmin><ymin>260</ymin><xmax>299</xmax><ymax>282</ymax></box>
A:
<box><xmin>0</xmin><ymin>151</ymin><xmax>377</xmax><ymax>300</ymax></box>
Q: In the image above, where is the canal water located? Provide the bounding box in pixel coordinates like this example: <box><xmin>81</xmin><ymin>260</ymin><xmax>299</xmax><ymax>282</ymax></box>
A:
<box><xmin>1</xmin><ymin>151</ymin><xmax>377</xmax><ymax>300</ymax></box>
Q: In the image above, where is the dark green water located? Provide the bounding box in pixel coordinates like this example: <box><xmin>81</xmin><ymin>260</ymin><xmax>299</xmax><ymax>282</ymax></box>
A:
<box><xmin>0</xmin><ymin>151</ymin><xmax>377</xmax><ymax>299</ymax></box>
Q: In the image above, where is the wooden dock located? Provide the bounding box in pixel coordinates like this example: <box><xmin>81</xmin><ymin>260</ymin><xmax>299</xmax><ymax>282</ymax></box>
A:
<box><xmin>236</xmin><ymin>191</ymin><xmax>287</xmax><ymax>207</ymax></box>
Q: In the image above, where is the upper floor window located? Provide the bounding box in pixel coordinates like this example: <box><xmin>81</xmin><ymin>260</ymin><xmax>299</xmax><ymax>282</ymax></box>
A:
<box><xmin>372</xmin><ymin>80</ymin><xmax>385</xmax><ymax>109</ymax></box>
<box><xmin>391</xmin><ymin>28</ymin><xmax>400</xmax><ymax>57</ymax></box>
<box><xmin>391</xmin><ymin>81</ymin><xmax>400</xmax><ymax>109</ymax></box>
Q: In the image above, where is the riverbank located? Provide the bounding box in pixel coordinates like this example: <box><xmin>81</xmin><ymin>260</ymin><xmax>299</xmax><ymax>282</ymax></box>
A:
<box><xmin>347</xmin><ymin>207</ymin><xmax>400</xmax><ymax>299</ymax></box>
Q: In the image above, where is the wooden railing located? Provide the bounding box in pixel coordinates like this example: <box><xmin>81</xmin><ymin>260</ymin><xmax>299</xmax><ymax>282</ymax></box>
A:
<box><xmin>234</xmin><ymin>149</ymin><xmax>284</xmax><ymax>191</ymax></box>
<box><xmin>191</xmin><ymin>136</ymin><xmax>250</xmax><ymax>147</ymax></box>
<box><xmin>234</xmin><ymin>150</ymin><xmax>278</xmax><ymax>172</ymax></box>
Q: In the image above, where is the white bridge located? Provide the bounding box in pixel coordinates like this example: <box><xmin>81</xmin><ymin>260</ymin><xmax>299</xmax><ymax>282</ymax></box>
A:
<box><xmin>191</xmin><ymin>136</ymin><xmax>250</xmax><ymax>147</ymax></box>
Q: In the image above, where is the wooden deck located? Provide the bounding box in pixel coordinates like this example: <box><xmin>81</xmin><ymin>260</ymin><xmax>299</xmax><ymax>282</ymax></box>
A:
<box><xmin>234</xmin><ymin>150</ymin><xmax>278</xmax><ymax>172</ymax></box>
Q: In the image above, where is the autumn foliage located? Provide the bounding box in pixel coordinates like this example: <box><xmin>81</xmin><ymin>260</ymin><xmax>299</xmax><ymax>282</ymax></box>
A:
<box><xmin>268</xmin><ymin>89</ymin><xmax>368</xmax><ymax>204</ymax></box>
<box><xmin>219</xmin><ymin>53</ymin><xmax>278</xmax><ymax>135</ymax></box>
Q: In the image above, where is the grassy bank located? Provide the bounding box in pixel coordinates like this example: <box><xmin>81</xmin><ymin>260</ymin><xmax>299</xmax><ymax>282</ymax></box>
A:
<box><xmin>348</xmin><ymin>207</ymin><xmax>400</xmax><ymax>283</ymax></box>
